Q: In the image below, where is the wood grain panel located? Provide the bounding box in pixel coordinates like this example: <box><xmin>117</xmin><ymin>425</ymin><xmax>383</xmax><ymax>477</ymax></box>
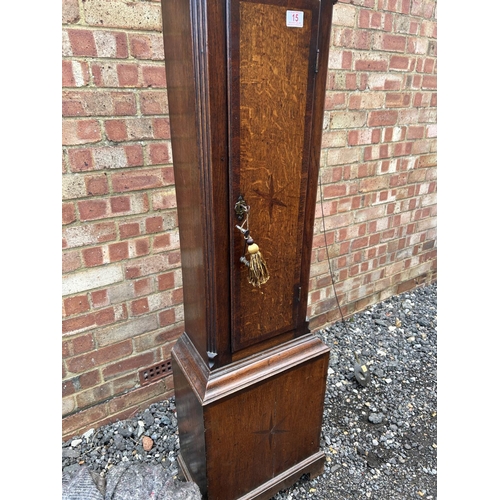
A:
<box><xmin>230</xmin><ymin>0</ymin><xmax>319</xmax><ymax>351</ymax></box>
<box><xmin>204</xmin><ymin>349</ymin><xmax>329</xmax><ymax>499</ymax></box>
<box><xmin>161</xmin><ymin>0</ymin><xmax>210</xmax><ymax>362</ymax></box>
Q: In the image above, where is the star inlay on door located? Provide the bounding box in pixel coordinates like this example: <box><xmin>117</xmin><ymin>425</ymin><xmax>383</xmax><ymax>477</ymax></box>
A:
<box><xmin>253</xmin><ymin>173</ymin><xmax>287</xmax><ymax>220</ymax></box>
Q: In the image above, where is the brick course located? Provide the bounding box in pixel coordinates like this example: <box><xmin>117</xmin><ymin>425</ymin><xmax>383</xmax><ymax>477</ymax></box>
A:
<box><xmin>62</xmin><ymin>0</ymin><xmax>437</xmax><ymax>439</ymax></box>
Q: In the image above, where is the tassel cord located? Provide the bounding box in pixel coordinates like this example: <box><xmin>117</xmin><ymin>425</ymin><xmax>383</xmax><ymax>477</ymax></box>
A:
<box><xmin>235</xmin><ymin>201</ymin><xmax>269</xmax><ymax>287</ymax></box>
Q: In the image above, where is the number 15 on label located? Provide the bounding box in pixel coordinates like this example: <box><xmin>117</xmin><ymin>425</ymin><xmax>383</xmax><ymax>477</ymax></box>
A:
<box><xmin>286</xmin><ymin>10</ymin><xmax>304</xmax><ymax>28</ymax></box>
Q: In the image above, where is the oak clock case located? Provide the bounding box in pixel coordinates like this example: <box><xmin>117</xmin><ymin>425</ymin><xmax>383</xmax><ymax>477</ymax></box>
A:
<box><xmin>160</xmin><ymin>1</ymin><xmax>337</xmax><ymax>499</ymax></box>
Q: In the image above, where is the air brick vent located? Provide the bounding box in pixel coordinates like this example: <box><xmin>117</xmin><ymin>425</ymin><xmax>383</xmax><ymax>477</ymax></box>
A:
<box><xmin>139</xmin><ymin>359</ymin><xmax>172</xmax><ymax>386</ymax></box>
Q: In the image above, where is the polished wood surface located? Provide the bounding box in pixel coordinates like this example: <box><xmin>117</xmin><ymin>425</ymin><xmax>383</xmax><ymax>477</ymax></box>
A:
<box><xmin>229</xmin><ymin>0</ymin><xmax>320</xmax><ymax>351</ymax></box>
<box><xmin>162</xmin><ymin>0</ymin><xmax>335</xmax><ymax>366</ymax></box>
<box><xmin>172</xmin><ymin>333</ymin><xmax>329</xmax><ymax>499</ymax></box>
<box><xmin>161</xmin><ymin>0</ymin><xmax>235</xmax><ymax>369</ymax></box>
<box><xmin>161</xmin><ymin>1</ymin><xmax>337</xmax><ymax>498</ymax></box>
<box><xmin>161</xmin><ymin>0</ymin><xmax>211</xmax><ymax>364</ymax></box>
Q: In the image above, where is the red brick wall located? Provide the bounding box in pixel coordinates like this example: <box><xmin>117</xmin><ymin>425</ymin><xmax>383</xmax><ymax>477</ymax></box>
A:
<box><xmin>62</xmin><ymin>0</ymin><xmax>437</xmax><ymax>439</ymax></box>
<box><xmin>308</xmin><ymin>0</ymin><xmax>437</xmax><ymax>330</ymax></box>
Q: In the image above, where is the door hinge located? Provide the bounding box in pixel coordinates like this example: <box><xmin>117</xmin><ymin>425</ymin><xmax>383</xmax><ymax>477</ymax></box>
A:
<box><xmin>315</xmin><ymin>49</ymin><xmax>320</xmax><ymax>73</ymax></box>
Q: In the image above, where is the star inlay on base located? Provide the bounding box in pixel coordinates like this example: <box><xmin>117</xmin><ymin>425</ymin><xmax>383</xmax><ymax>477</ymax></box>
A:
<box><xmin>254</xmin><ymin>412</ymin><xmax>289</xmax><ymax>449</ymax></box>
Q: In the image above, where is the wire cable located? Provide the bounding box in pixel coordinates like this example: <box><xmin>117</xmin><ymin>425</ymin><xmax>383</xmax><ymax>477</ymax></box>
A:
<box><xmin>317</xmin><ymin>170</ymin><xmax>371</xmax><ymax>386</ymax></box>
<box><xmin>317</xmin><ymin>171</ymin><xmax>349</xmax><ymax>334</ymax></box>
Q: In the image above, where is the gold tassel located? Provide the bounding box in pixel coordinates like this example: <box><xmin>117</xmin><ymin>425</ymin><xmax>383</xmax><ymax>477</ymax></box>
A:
<box><xmin>246</xmin><ymin>240</ymin><xmax>269</xmax><ymax>287</ymax></box>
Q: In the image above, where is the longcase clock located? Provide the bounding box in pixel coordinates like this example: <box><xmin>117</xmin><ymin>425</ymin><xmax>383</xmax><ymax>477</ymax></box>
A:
<box><xmin>160</xmin><ymin>1</ymin><xmax>337</xmax><ymax>498</ymax></box>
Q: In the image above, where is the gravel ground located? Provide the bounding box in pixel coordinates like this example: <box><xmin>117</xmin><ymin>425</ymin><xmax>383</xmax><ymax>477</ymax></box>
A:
<box><xmin>62</xmin><ymin>282</ymin><xmax>437</xmax><ymax>499</ymax></box>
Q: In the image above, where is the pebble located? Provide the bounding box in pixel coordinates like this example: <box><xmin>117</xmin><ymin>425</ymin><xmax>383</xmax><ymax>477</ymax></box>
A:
<box><xmin>368</xmin><ymin>413</ymin><xmax>384</xmax><ymax>424</ymax></box>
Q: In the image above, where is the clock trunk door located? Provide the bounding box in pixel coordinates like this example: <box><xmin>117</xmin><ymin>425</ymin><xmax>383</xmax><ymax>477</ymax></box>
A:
<box><xmin>229</xmin><ymin>0</ymin><xmax>321</xmax><ymax>352</ymax></box>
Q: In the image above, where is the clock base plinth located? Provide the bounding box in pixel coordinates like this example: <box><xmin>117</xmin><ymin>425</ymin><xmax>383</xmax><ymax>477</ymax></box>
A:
<box><xmin>172</xmin><ymin>333</ymin><xmax>330</xmax><ymax>500</ymax></box>
<box><xmin>178</xmin><ymin>449</ymin><xmax>325</xmax><ymax>500</ymax></box>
